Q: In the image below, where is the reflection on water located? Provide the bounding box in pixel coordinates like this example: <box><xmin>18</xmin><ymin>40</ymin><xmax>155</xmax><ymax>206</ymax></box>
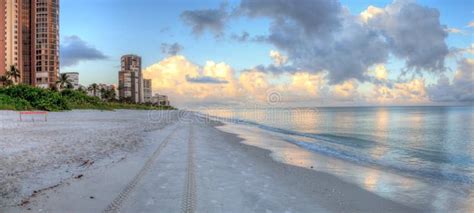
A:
<box><xmin>291</xmin><ymin>109</ymin><xmax>318</xmax><ymax>132</ymax></box>
<box><xmin>204</xmin><ymin>106</ymin><xmax>474</xmax><ymax>211</ymax></box>
<box><xmin>364</xmin><ymin>170</ymin><xmax>380</xmax><ymax>191</ymax></box>
<box><xmin>370</xmin><ymin>109</ymin><xmax>389</xmax><ymax>159</ymax></box>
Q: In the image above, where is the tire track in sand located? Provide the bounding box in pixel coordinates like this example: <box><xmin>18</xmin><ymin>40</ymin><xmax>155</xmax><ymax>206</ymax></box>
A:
<box><xmin>181</xmin><ymin>125</ymin><xmax>197</xmax><ymax>213</ymax></box>
<box><xmin>103</xmin><ymin>125</ymin><xmax>180</xmax><ymax>213</ymax></box>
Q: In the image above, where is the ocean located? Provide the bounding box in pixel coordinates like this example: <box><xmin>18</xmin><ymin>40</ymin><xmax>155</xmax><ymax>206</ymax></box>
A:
<box><xmin>199</xmin><ymin>106</ymin><xmax>474</xmax><ymax>212</ymax></box>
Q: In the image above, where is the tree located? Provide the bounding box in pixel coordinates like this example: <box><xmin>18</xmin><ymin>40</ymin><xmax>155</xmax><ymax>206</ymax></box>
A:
<box><xmin>77</xmin><ymin>86</ymin><xmax>87</xmax><ymax>94</ymax></box>
<box><xmin>0</xmin><ymin>75</ymin><xmax>13</xmax><ymax>87</ymax></box>
<box><xmin>56</xmin><ymin>73</ymin><xmax>73</xmax><ymax>90</ymax></box>
<box><xmin>88</xmin><ymin>83</ymin><xmax>99</xmax><ymax>97</ymax></box>
<box><xmin>5</xmin><ymin>65</ymin><xmax>21</xmax><ymax>84</ymax></box>
<box><xmin>101</xmin><ymin>88</ymin><xmax>116</xmax><ymax>101</ymax></box>
<box><xmin>100</xmin><ymin>88</ymin><xmax>106</xmax><ymax>99</ymax></box>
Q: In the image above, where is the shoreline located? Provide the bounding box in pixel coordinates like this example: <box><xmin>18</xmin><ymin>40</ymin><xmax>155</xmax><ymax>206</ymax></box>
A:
<box><xmin>1</xmin><ymin>110</ymin><xmax>420</xmax><ymax>212</ymax></box>
<box><xmin>208</xmin><ymin>120</ymin><xmax>420</xmax><ymax>212</ymax></box>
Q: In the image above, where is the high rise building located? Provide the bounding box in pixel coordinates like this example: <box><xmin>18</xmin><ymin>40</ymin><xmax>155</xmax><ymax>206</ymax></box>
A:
<box><xmin>0</xmin><ymin>1</ymin><xmax>7</xmax><ymax>75</ymax></box>
<box><xmin>0</xmin><ymin>0</ymin><xmax>60</xmax><ymax>88</ymax></box>
<box><xmin>118</xmin><ymin>55</ymin><xmax>143</xmax><ymax>103</ymax></box>
<box><xmin>143</xmin><ymin>79</ymin><xmax>152</xmax><ymax>103</ymax></box>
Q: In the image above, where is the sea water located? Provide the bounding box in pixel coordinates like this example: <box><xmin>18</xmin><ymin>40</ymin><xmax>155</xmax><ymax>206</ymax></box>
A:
<box><xmin>200</xmin><ymin>106</ymin><xmax>474</xmax><ymax>212</ymax></box>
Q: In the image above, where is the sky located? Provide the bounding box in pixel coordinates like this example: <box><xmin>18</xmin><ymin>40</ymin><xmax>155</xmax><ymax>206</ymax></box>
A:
<box><xmin>60</xmin><ymin>0</ymin><xmax>474</xmax><ymax>107</ymax></box>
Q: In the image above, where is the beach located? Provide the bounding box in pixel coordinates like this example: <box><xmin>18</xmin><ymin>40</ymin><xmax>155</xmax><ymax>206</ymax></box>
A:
<box><xmin>0</xmin><ymin>109</ymin><xmax>422</xmax><ymax>212</ymax></box>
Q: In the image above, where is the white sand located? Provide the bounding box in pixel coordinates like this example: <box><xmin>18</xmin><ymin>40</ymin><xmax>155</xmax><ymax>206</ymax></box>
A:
<box><xmin>1</xmin><ymin>110</ymin><xmax>418</xmax><ymax>212</ymax></box>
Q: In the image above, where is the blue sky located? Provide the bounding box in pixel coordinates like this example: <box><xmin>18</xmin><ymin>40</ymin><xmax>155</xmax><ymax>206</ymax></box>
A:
<box><xmin>60</xmin><ymin>0</ymin><xmax>474</xmax><ymax>106</ymax></box>
<box><xmin>60</xmin><ymin>0</ymin><xmax>273</xmax><ymax>83</ymax></box>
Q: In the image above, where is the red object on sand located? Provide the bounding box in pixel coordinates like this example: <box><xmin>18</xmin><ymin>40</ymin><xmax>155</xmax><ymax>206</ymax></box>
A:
<box><xmin>19</xmin><ymin>111</ymin><xmax>48</xmax><ymax>121</ymax></box>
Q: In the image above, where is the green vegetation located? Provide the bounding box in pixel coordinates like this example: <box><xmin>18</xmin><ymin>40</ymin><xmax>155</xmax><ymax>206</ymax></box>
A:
<box><xmin>0</xmin><ymin>65</ymin><xmax>21</xmax><ymax>86</ymax></box>
<box><xmin>0</xmin><ymin>84</ymin><xmax>175</xmax><ymax>111</ymax></box>
<box><xmin>56</xmin><ymin>73</ymin><xmax>74</xmax><ymax>90</ymax></box>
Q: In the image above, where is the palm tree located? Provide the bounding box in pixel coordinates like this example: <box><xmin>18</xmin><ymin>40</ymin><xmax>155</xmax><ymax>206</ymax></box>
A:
<box><xmin>56</xmin><ymin>73</ymin><xmax>73</xmax><ymax>90</ymax></box>
<box><xmin>5</xmin><ymin>65</ymin><xmax>21</xmax><ymax>84</ymax></box>
<box><xmin>0</xmin><ymin>75</ymin><xmax>13</xmax><ymax>87</ymax></box>
<box><xmin>88</xmin><ymin>83</ymin><xmax>99</xmax><ymax>97</ymax></box>
<box><xmin>102</xmin><ymin>88</ymin><xmax>116</xmax><ymax>101</ymax></box>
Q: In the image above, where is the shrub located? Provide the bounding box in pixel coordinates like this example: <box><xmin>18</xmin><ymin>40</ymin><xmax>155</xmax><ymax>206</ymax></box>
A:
<box><xmin>0</xmin><ymin>85</ymin><xmax>68</xmax><ymax>111</ymax></box>
<box><xmin>0</xmin><ymin>85</ymin><xmax>175</xmax><ymax>111</ymax></box>
<box><xmin>0</xmin><ymin>94</ymin><xmax>31</xmax><ymax>110</ymax></box>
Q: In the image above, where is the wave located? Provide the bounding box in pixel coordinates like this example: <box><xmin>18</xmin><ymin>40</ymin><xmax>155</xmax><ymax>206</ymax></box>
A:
<box><xmin>286</xmin><ymin>138</ymin><xmax>473</xmax><ymax>185</ymax></box>
<box><xmin>201</xmin><ymin>114</ymin><xmax>377</xmax><ymax>148</ymax></box>
<box><xmin>199</xmin><ymin>113</ymin><xmax>474</xmax><ymax>185</ymax></box>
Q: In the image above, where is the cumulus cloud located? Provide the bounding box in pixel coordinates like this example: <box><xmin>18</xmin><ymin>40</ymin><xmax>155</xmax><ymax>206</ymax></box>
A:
<box><xmin>360</xmin><ymin>5</ymin><xmax>384</xmax><ymax>23</ymax></box>
<box><xmin>161</xmin><ymin>42</ymin><xmax>184</xmax><ymax>56</ymax></box>
<box><xmin>240</xmin><ymin>0</ymin><xmax>342</xmax><ymax>36</ymax></box>
<box><xmin>368</xmin><ymin>64</ymin><xmax>389</xmax><ymax>81</ymax></box>
<box><xmin>178</xmin><ymin>0</ymin><xmax>448</xmax><ymax>84</ymax></box>
<box><xmin>180</xmin><ymin>3</ymin><xmax>229</xmax><ymax>37</ymax></box>
<box><xmin>142</xmin><ymin>54</ymin><xmax>439</xmax><ymax>106</ymax></box>
<box><xmin>365</xmin><ymin>1</ymin><xmax>449</xmax><ymax>72</ymax></box>
<box><xmin>143</xmin><ymin>56</ymin><xmax>240</xmax><ymax>105</ymax></box>
<box><xmin>368</xmin><ymin>79</ymin><xmax>428</xmax><ymax>104</ymax></box>
<box><xmin>237</xmin><ymin>0</ymin><xmax>389</xmax><ymax>84</ymax></box>
<box><xmin>143</xmin><ymin>55</ymin><xmax>333</xmax><ymax>106</ymax></box>
<box><xmin>175</xmin><ymin>0</ymin><xmax>462</xmax><ymax>105</ymax></box>
<box><xmin>269</xmin><ymin>50</ymin><xmax>288</xmax><ymax>66</ymax></box>
<box><xmin>288</xmin><ymin>72</ymin><xmax>327</xmax><ymax>97</ymax></box>
<box><xmin>186</xmin><ymin>75</ymin><xmax>229</xmax><ymax>84</ymax></box>
<box><xmin>428</xmin><ymin>58</ymin><xmax>474</xmax><ymax>102</ymax></box>
<box><xmin>60</xmin><ymin>35</ymin><xmax>108</xmax><ymax>67</ymax></box>
<box><xmin>331</xmin><ymin>80</ymin><xmax>360</xmax><ymax>101</ymax></box>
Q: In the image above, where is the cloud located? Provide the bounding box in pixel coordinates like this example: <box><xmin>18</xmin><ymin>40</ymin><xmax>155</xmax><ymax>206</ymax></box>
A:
<box><xmin>368</xmin><ymin>79</ymin><xmax>428</xmax><ymax>104</ymax></box>
<box><xmin>184</xmin><ymin>0</ymin><xmax>447</xmax><ymax>84</ymax></box>
<box><xmin>269</xmin><ymin>50</ymin><xmax>288</xmax><ymax>66</ymax></box>
<box><xmin>368</xmin><ymin>64</ymin><xmax>389</xmax><ymax>81</ymax></box>
<box><xmin>331</xmin><ymin>80</ymin><xmax>360</xmax><ymax>101</ymax></box>
<box><xmin>467</xmin><ymin>21</ymin><xmax>474</xmax><ymax>28</ymax></box>
<box><xmin>240</xmin><ymin>0</ymin><xmax>342</xmax><ymax>37</ymax></box>
<box><xmin>143</xmin><ymin>55</ymin><xmax>331</xmax><ymax>106</ymax></box>
<box><xmin>462</xmin><ymin>44</ymin><xmax>474</xmax><ymax>55</ymax></box>
<box><xmin>186</xmin><ymin>75</ymin><xmax>229</xmax><ymax>84</ymax></box>
<box><xmin>161</xmin><ymin>42</ymin><xmax>183</xmax><ymax>56</ymax></box>
<box><xmin>60</xmin><ymin>35</ymin><xmax>108</xmax><ymax>67</ymax></box>
<box><xmin>428</xmin><ymin>58</ymin><xmax>474</xmax><ymax>102</ymax></box>
<box><xmin>236</xmin><ymin>0</ymin><xmax>389</xmax><ymax>84</ymax></box>
<box><xmin>448</xmin><ymin>43</ymin><xmax>474</xmax><ymax>58</ymax></box>
<box><xmin>143</xmin><ymin>55</ymin><xmax>456</xmax><ymax>107</ymax></box>
<box><xmin>230</xmin><ymin>31</ymin><xmax>250</xmax><ymax>42</ymax></box>
<box><xmin>365</xmin><ymin>1</ymin><xmax>449</xmax><ymax>72</ymax></box>
<box><xmin>360</xmin><ymin>5</ymin><xmax>384</xmax><ymax>23</ymax></box>
<box><xmin>465</xmin><ymin>44</ymin><xmax>474</xmax><ymax>55</ymax></box>
<box><xmin>143</xmin><ymin>56</ymin><xmax>240</xmax><ymax>105</ymax></box>
<box><xmin>180</xmin><ymin>3</ymin><xmax>229</xmax><ymax>37</ymax></box>
<box><xmin>445</xmin><ymin>28</ymin><xmax>463</xmax><ymax>34</ymax></box>
<box><xmin>288</xmin><ymin>72</ymin><xmax>327</xmax><ymax>97</ymax></box>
